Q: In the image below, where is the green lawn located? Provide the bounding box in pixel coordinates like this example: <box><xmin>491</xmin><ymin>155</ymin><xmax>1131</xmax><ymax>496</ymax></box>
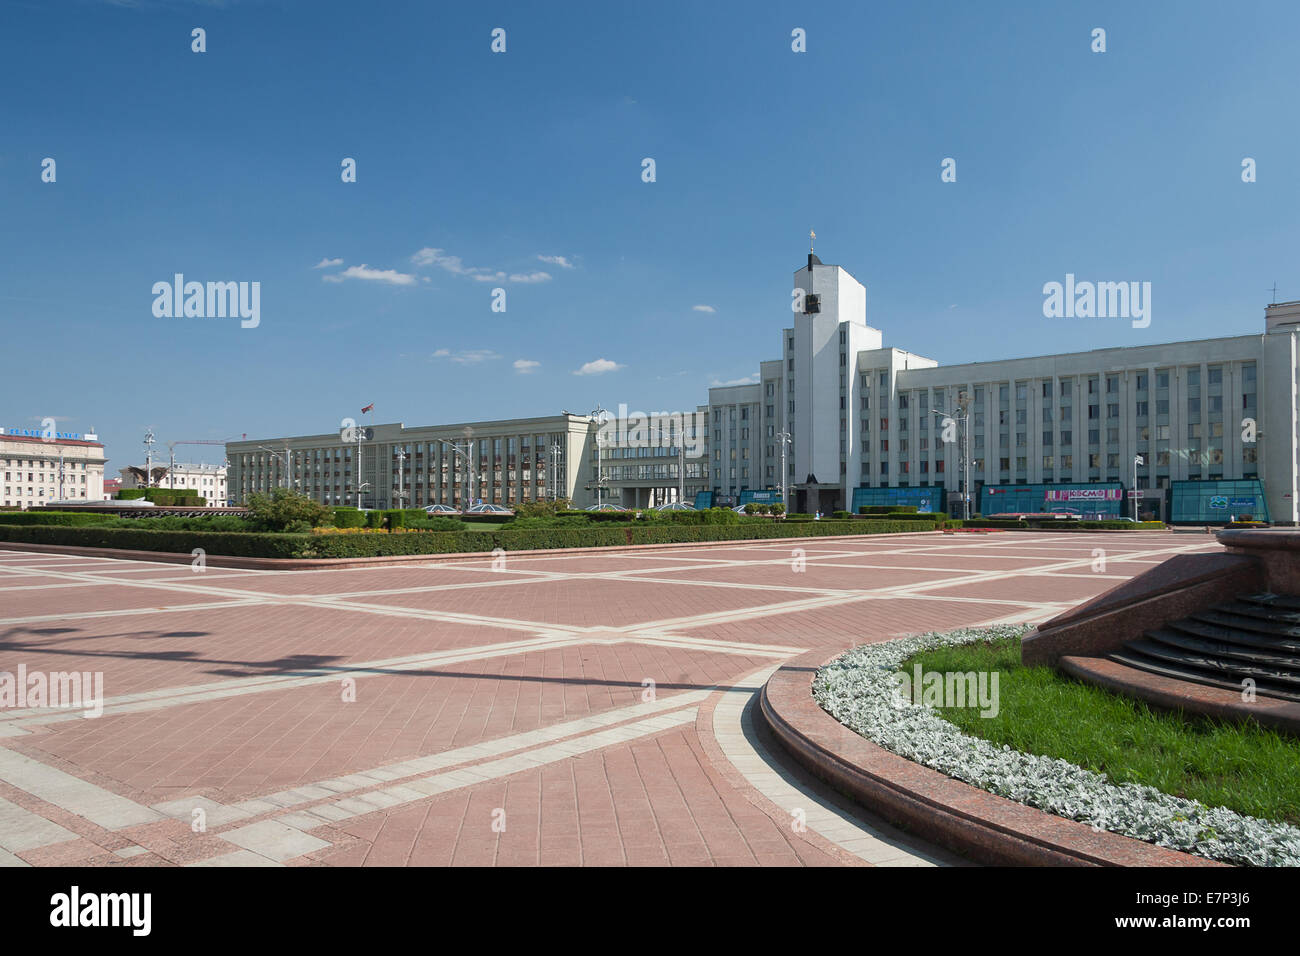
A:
<box><xmin>904</xmin><ymin>635</ymin><xmax>1300</xmax><ymax>825</ymax></box>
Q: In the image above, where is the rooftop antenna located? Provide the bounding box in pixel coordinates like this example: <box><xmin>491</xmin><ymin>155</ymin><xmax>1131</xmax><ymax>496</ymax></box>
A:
<box><xmin>1268</xmin><ymin>282</ymin><xmax>1279</xmax><ymax>304</ymax></box>
<box><xmin>809</xmin><ymin>229</ymin><xmax>815</xmax><ymax>254</ymax></box>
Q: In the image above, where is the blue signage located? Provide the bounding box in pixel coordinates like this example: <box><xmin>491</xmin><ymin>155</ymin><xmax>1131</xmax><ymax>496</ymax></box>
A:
<box><xmin>1229</xmin><ymin>497</ymin><xmax>1256</xmax><ymax>509</ymax></box>
<box><xmin>4</xmin><ymin>427</ymin><xmax>84</xmax><ymax>441</ymax></box>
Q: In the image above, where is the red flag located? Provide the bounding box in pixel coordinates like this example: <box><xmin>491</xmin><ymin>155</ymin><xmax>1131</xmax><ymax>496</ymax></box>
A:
<box><xmin>361</xmin><ymin>403</ymin><xmax>374</xmax><ymax>414</ymax></box>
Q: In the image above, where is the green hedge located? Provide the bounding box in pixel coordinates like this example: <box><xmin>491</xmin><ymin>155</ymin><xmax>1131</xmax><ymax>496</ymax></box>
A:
<box><xmin>116</xmin><ymin>489</ymin><xmax>148</xmax><ymax>500</ymax></box>
<box><xmin>963</xmin><ymin>519</ymin><xmax>1165</xmax><ymax>531</ymax></box>
<box><xmin>0</xmin><ymin>511</ymin><xmax>120</xmax><ymax>527</ymax></box>
<box><xmin>0</xmin><ymin>518</ymin><xmax>937</xmax><ymax>559</ymax></box>
<box><xmin>331</xmin><ymin>507</ymin><xmax>365</xmax><ymax>529</ymax></box>
<box><xmin>0</xmin><ymin>524</ymin><xmax>306</xmax><ymax>557</ymax></box>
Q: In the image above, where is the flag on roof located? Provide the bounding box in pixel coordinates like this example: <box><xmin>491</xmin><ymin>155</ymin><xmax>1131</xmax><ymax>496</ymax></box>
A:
<box><xmin>361</xmin><ymin>403</ymin><xmax>374</xmax><ymax>414</ymax></box>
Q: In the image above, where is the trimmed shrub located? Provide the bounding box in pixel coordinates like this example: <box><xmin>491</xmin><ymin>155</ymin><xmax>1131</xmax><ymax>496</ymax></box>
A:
<box><xmin>331</xmin><ymin>507</ymin><xmax>365</xmax><ymax>529</ymax></box>
<box><xmin>786</xmin><ymin>513</ymin><xmax>813</xmax><ymax>520</ymax></box>
<box><xmin>0</xmin><ymin>511</ymin><xmax>119</xmax><ymax>527</ymax></box>
<box><xmin>0</xmin><ymin>517</ymin><xmax>938</xmax><ymax>559</ymax></box>
<box><xmin>116</xmin><ymin>489</ymin><xmax>148</xmax><ymax>500</ymax></box>
<box><xmin>364</xmin><ymin>510</ymin><xmax>385</xmax><ymax>529</ymax></box>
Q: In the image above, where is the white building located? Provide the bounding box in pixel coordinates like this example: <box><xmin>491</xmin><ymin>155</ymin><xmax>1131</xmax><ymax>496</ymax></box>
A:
<box><xmin>227</xmin><ymin>414</ymin><xmax>596</xmax><ymax>509</ymax></box>
<box><xmin>119</xmin><ymin>462</ymin><xmax>228</xmax><ymax>506</ymax></box>
<box><xmin>222</xmin><ymin>250</ymin><xmax>1299</xmax><ymax>524</ymax></box>
<box><xmin>693</xmin><ymin>252</ymin><xmax>1292</xmax><ymax>524</ymax></box>
<box><xmin>0</xmin><ymin>427</ymin><xmax>107</xmax><ymax>509</ymax></box>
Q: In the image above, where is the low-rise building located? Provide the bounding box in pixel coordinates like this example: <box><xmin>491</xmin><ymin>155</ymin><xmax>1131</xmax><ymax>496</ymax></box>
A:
<box><xmin>0</xmin><ymin>427</ymin><xmax>106</xmax><ymax>509</ymax></box>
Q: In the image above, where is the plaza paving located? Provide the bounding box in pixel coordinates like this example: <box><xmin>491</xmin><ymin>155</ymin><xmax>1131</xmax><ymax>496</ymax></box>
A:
<box><xmin>0</xmin><ymin>531</ymin><xmax>1218</xmax><ymax>866</ymax></box>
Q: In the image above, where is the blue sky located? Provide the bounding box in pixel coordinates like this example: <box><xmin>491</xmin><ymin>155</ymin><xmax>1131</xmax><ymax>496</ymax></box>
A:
<box><xmin>2</xmin><ymin>0</ymin><xmax>1297</xmax><ymax>471</ymax></box>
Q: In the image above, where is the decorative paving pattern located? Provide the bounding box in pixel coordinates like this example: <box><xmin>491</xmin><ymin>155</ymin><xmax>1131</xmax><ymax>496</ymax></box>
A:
<box><xmin>0</xmin><ymin>532</ymin><xmax>1218</xmax><ymax>866</ymax></box>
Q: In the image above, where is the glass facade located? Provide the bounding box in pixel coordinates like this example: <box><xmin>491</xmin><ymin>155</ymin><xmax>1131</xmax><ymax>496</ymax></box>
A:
<box><xmin>1168</xmin><ymin>479</ymin><xmax>1270</xmax><ymax>524</ymax></box>
<box><xmin>851</xmin><ymin>485</ymin><xmax>946</xmax><ymax>512</ymax></box>
<box><xmin>980</xmin><ymin>482</ymin><xmax>1124</xmax><ymax>518</ymax></box>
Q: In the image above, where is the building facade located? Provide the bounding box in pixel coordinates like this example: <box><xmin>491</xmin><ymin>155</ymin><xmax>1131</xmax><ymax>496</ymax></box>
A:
<box><xmin>223</xmin><ymin>254</ymin><xmax>1300</xmax><ymax>523</ymax></box>
<box><xmin>0</xmin><ymin>428</ymin><xmax>107</xmax><ymax>509</ymax></box>
<box><xmin>692</xmin><ymin>253</ymin><xmax>1295</xmax><ymax>523</ymax></box>
<box><xmin>119</xmin><ymin>462</ymin><xmax>228</xmax><ymax>505</ymax></box>
<box><xmin>227</xmin><ymin>414</ymin><xmax>597</xmax><ymax>509</ymax></box>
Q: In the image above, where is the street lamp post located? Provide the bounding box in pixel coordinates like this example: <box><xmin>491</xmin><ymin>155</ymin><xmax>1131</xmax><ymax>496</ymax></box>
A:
<box><xmin>932</xmin><ymin>394</ymin><xmax>972</xmax><ymax>521</ymax></box>
<box><xmin>1133</xmin><ymin>454</ymin><xmax>1144</xmax><ymax>521</ymax></box>
<box><xmin>550</xmin><ymin>442</ymin><xmax>562</xmax><ymax>502</ymax></box>
<box><xmin>588</xmin><ymin>406</ymin><xmax>608</xmax><ymax>509</ymax></box>
<box><xmin>395</xmin><ymin>445</ymin><xmax>406</xmax><ymax>510</ymax></box>
<box><xmin>776</xmin><ymin>430</ymin><xmax>791</xmax><ymax>510</ymax></box>
<box><xmin>463</xmin><ymin>427</ymin><xmax>475</xmax><ymax>512</ymax></box>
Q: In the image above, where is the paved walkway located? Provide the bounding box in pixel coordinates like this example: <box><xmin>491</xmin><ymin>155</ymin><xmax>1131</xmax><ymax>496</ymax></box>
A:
<box><xmin>0</xmin><ymin>531</ymin><xmax>1217</xmax><ymax>866</ymax></box>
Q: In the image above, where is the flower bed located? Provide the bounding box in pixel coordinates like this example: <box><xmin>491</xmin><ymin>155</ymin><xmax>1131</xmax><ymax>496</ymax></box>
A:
<box><xmin>812</xmin><ymin>625</ymin><xmax>1300</xmax><ymax>866</ymax></box>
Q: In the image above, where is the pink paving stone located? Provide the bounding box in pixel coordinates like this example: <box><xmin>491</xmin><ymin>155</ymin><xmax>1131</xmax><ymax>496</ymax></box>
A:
<box><xmin>0</xmin><ymin>536</ymin><xmax>1214</xmax><ymax>867</ymax></box>
<box><xmin>22</xmin><ymin>643</ymin><xmax>770</xmax><ymax>802</ymax></box>
<box><xmin>646</xmin><ymin>562</ymin><xmax>976</xmax><ymax>591</ymax></box>
<box><xmin>347</xmin><ymin>577</ymin><xmax>814</xmax><ymax>628</ymax></box>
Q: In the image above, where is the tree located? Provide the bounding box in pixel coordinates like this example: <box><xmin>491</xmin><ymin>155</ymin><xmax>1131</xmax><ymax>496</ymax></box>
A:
<box><xmin>246</xmin><ymin>487</ymin><xmax>331</xmax><ymax>532</ymax></box>
<box><xmin>511</xmin><ymin>497</ymin><xmax>571</xmax><ymax>519</ymax></box>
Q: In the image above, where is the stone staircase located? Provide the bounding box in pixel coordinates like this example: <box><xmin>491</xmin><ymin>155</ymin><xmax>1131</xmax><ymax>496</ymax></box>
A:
<box><xmin>1109</xmin><ymin>593</ymin><xmax>1300</xmax><ymax>703</ymax></box>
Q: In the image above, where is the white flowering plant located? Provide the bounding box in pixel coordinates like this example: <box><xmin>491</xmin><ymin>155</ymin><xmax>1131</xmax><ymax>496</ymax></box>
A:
<box><xmin>813</xmin><ymin>625</ymin><xmax>1300</xmax><ymax>867</ymax></box>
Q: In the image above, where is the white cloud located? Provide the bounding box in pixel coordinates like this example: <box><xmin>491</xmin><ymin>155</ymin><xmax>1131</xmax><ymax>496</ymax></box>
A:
<box><xmin>513</xmin><ymin>359</ymin><xmax>541</xmax><ymax>373</ymax></box>
<box><xmin>412</xmin><ymin>247</ymin><xmax>555</xmax><ymax>285</ymax></box>
<box><xmin>322</xmin><ymin>264</ymin><xmax>417</xmax><ymax>286</ymax></box>
<box><xmin>692</xmin><ymin>304</ymin><xmax>716</xmax><ymax>313</ymax></box>
<box><xmin>573</xmin><ymin>358</ymin><xmax>624</xmax><ymax>376</ymax></box>
<box><xmin>313</xmin><ymin>257</ymin><xmax>343</xmax><ymax>269</ymax></box>
<box><xmin>432</xmin><ymin>348</ymin><xmax>501</xmax><ymax>365</ymax></box>
<box><xmin>537</xmin><ymin>255</ymin><xmax>575</xmax><ymax>269</ymax></box>
<box><xmin>709</xmin><ymin>375</ymin><xmax>759</xmax><ymax>387</ymax></box>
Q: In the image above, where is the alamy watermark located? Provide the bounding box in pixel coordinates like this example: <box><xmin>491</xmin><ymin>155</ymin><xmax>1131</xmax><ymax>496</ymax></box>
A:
<box><xmin>1043</xmin><ymin>274</ymin><xmax>1150</xmax><ymax>328</ymax></box>
<box><xmin>152</xmin><ymin>274</ymin><xmax>260</xmax><ymax>328</ymax></box>
<box><xmin>0</xmin><ymin>665</ymin><xmax>104</xmax><ymax>718</ymax></box>
<box><xmin>596</xmin><ymin>403</ymin><xmax>706</xmax><ymax>456</ymax></box>
<box><xmin>893</xmin><ymin>663</ymin><xmax>999</xmax><ymax>718</ymax></box>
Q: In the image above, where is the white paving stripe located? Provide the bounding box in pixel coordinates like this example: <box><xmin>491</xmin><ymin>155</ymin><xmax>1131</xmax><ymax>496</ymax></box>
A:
<box><xmin>710</xmin><ymin>666</ymin><xmax>949</xmax><ymax>867</ymax></box>
<box><xmin>0</xmin><ymin>629</ymin><xmax>788</xmax><ymax>734</ymax></box>
<box><xmin>230</xmin><ymin>688</ymin><xmax>715</xmax><ymax>817</ymax></box>
<box><xmin>275</xmin><ymin>708</ymin><xmax>702</xmax><ymax>836</ymax></box>
<box><xmin>0</xmin><ymin>748</ymin><xmax>162</xmax><ymax>830</ymax></box>
<box><xmin>0</xmin><ymin>795</ymin><xmax>77</xmax><ymax>852</ymax></box>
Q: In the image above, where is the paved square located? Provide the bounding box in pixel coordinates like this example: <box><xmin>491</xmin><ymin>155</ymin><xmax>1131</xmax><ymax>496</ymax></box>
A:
<box><xmin>0</xmin><ymin>531</ymin><xmax>1217</xmax><ymax>866</ymax></box>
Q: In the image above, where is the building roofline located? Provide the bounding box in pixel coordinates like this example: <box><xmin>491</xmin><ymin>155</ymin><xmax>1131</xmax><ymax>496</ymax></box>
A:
<box><xmin>0</xmin><ymin>434</ymin><xmax>103</xmax><ymax>448</ymax></box>
<box><xmin>864</xmin><ymin>331</ymin><xmax>1262</xmax><ymax>374</ymax></box>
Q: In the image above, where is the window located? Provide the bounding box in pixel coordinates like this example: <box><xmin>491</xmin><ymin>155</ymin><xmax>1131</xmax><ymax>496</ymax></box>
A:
<box><xmin>899</xmin><ymin>393</ymin><xmax>909</xmax><ymax>410</ymax></box>
<box><xmin>1208</xmin><ymin>367</ymin><xmax>1222</xmax><ymax>385</ymax></box>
